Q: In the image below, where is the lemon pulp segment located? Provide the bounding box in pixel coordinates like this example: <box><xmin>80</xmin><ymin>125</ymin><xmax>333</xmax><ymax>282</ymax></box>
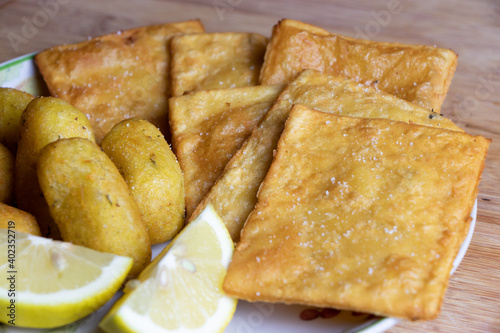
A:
<box><xmin>0</xmin><ymin>230</ymin><xmax>132</xmax><ymax>328</ymax></box>
<box><xmin>100</xmin><ymin>205</ymin><xmax>236</xmax><ymax>333</ymax></box>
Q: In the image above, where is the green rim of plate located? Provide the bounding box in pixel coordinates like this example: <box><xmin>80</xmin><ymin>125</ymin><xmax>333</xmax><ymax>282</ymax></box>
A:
<box><xmin>0</xmin><ymin>52</ymin><xmax>36</xmax><ymax>72</ymax></box>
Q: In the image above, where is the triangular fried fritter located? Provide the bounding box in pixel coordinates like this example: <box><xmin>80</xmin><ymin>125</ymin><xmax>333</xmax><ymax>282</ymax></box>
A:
<box><xmin>169</xmin><ymin>85</ymin><xmax>282</xmax><ymax>219</ymax></box>
<box><xmin>35</xmin><ymin>20</ymin><xmax>205</xmax><ymax>143</ymax></box>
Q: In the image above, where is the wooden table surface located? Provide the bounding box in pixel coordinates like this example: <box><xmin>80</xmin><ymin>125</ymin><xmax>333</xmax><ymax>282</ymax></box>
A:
<box><xmin>1</xmin><ymin>0</ymin><xmax>499</xmax><ymax>332</ymax></box>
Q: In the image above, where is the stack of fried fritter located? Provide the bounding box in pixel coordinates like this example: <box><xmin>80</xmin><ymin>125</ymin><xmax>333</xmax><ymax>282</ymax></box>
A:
<box><xmin>33</xmin><ymin>18</ymin><xmax>490</xmax><ymax>321</ymax></box>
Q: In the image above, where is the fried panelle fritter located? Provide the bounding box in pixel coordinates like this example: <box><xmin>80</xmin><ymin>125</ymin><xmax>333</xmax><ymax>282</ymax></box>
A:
<box><xmin>260</xmin><ymin>19</ymin><xmax>457</xmax><ymax>112</ymax></box>
<box><xmin>169</xmin><ymin>85</ymin><xmax>282</xmax><ymax>219</ymax></box>
<box><xmin>35</xmin><ymin>20</ymin><xmax>205</xmax><ymax>143</ymax></box>
<box><xmin>170</xmin><ymin>32</ymin><xmax>267</xmax><ymax>96</ymax></box>
<box><xmin>224</xmin><ymin>105</ymin><xmax>490</xmax><ymax>320</ymax></box>
<box><xmin>194</xmin><ymin>70</ymin><xmax>462</xmax><ymax>241</ymax></box>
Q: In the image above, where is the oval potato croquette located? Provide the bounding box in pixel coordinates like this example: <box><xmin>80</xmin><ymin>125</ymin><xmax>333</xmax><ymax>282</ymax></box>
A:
<box><xmin>0</xmin><ymin>202</ymin><xmax>41</xmax><ymax>236</ymax></box>
<box><xmin>0</xmin><ymin>143</ymin><xmax>14</xmax><ymax>204</ymax></box>
<box><xmin>102</xmin><ymin>119</ymin><xmax>185</xmax><ymax>244</ymax></box>
<box><xmin>15</xmin><ymin>97</ymin><xmax>95</xmax><ymax>239</ymax></box>
<box><xmin>0</xmin><ymin>87</ymin><xmax>34</xmax><ymax>151</ymax></box>
<box><xmin>37</xmin><ymin>137</ymin><xmax>151</xmax><ymax>277</ymax></box>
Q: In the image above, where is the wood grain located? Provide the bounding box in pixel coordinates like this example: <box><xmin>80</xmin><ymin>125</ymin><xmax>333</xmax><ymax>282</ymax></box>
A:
<box><xmin>1</xmin><ymin>0</ymin><xmax>499</xmax><ymax>331</ymax></box>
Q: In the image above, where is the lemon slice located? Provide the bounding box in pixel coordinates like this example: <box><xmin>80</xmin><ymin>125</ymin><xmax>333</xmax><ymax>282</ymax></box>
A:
<box><xmin>99</xmin><ymin>204</ymin><xmax>236</xmax><ymax>333</ymax></box>
<box><xmin>0</xmin><ymin>230</ymin><xmax>132</xmax><ymax>328</ymax></box>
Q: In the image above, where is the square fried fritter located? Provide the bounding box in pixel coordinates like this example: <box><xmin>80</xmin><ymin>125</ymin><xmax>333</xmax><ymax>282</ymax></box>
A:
<box><xmin>170</xmin><ymin>32</ymin><xmax>267</xmax><ymax>96</ymax></box>
<box><xmin>223</xmin><ymin>104</ymin><xmax>490</xmax><ymax>320</ymax></box>
<box><xmin>169</xmin><ymin>85</ymin><xmax>282</xmax><ymax>219</ymax></box>
<box><xmin>193</xmin><ymin>70</ymin><xmax>462</xmax><ymax>241</ymax></box>
<box><xmin>260</xmin><ymin>19</ymin><xmax>458</xmax><ymax>112</ymax></box>
<box><xmin>35</xmin><ymin>20</ymin><xmax>205</xmax><ymax>143</ymax></box>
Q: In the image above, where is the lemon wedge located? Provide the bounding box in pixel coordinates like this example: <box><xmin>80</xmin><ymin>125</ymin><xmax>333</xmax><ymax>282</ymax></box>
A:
<box><xmin>99</xmin><ymin>204</ymin><xmax>236</xmax><ymax>333</ymax></box>
<box><xmin>0</xmin><ymin>229</ymin><xmax>132</xmax><ymax>328</ymax></box>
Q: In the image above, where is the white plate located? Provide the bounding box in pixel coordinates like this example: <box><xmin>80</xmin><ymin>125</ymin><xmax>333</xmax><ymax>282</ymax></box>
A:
<box><xmin>0</xmin><ymin>54</ymin><xmax>478</xmax><ymax>333</ymax></box>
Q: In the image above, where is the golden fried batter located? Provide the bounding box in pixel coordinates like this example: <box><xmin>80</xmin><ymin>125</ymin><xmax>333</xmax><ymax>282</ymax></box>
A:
<box><xmin>194</xmin><ymin>70</ymin><xmax>462</xmax><ymax>241</ymax></box>
<box><xmin>0</xmin><ymin>203</ymin><xmax>41</xmax><ymax>236</ymax></box>
<box><xmin>224</xmin><ymin>105</ymin><xmax>490</xmax><ymax>320</ymax></box>
<box><xmin>0</xmin><ymin>143</ymin><xmax>14</xmax><ymax>204</ymax></box>
<box><xmin>0</xmin><ymin>87</ymin><xmax>34</xmax><ymax>151</ymax></box>
<box><xmin>169</xmin><ymin>85</ymin><xmax>282</xmax><ymax>219</ymax></box>
<box><xmin>35</xmin><ymin>20</ymin><xmax>205</xmax><ymax>143</ymax></box>
<box><xmin>260</xmin><ymin>19</ymin><xmax>458</xmax><ymax>112</ymax></box>
<box><xmin>170</xmin><ymin>32</ymin><xmax>268</xmax><ymax>96</ymax></box>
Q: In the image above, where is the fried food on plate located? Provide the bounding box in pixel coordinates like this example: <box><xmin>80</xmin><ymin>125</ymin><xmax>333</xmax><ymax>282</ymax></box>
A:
<box><xmin>0</xmin><ymin>143</ymin><xmax>14</xmax><ymax>205</ymax></box>
<box><xmin>169</xmin><ymin>85</ymin><xmax>282</xmax><ymax>219</ymax></box>
<box><xmin>35</xmin><ymin>20</ymin><xmax>205</xmax><ymax>143</ymax></box>
<box><xmin>0</xmin><ymin>202</ymin><xmax>41</xmax><ymax>236</ymax></box>
<box><xmin>170</xmin><ymin>32</ymin><xmax>268</xmax><ymax>96</ymax></box>
<box><xmin>194</xmin><ymin>70</ymin><xmax>462</xmax><ymax>241</ymax></box>
<box><xmin>37</xmin><ymin>137</ymin><xmax>151</xmax><ymax>278</ymax></box>
<box><xmin>0</xmin><ymin>87</ymin><xmax>34</xmax><ymax>151</ymax></box>
<box><xmin>260</xmin><ymin>19</ymin><xmax>458</xmax><ymax>112</ymax></box>
<box><xmin>16</xmin><ymin>97</ymin><xmax>95</xmax><ymax>239</ymax></box>
<box><xmin>102</xmin><ymin>119</ymin><xmax>185</xmax><ymax>245</ymax></box>
<box><xmin>224</xmin><ymin>105</ymin><xmax>490</xmax><ymax>320</ymax></box>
